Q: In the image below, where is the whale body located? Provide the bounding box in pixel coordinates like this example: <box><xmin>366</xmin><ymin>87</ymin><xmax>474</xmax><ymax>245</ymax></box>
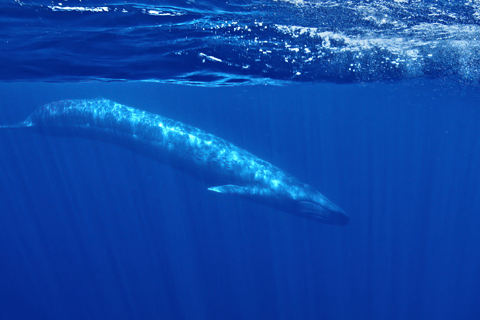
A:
<box><xmin>1</xmin><ymin>99</ymin><xmax>349</xmax><ymax>225</ymax></box>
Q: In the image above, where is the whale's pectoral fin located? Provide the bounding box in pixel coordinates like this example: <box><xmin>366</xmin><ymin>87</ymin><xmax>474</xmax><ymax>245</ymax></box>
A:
<box><xmin>0</xmin><ymin>121</ymin><xmax>31</xmax><ymax>129</ymax></box>
<box><xmin>208</xmin><ymin>185</ymin><xmax>275</xmax><ymax>200</ymax></box>
<box><xmin>208</xmin><ymin>185</ymin><xmax>253</xmax><ymax>195</ymax></box>
<box><xmin>208</xmin><ymin>185</ymin><xmax>278</xmax><ymax>208</ymax></box>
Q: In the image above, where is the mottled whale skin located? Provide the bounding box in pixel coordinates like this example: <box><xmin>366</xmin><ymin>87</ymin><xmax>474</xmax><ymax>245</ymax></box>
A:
<box><xmin>1</xmin><ymin>99</ymin><xmax>349</xmax><ymax>225</ymax></box>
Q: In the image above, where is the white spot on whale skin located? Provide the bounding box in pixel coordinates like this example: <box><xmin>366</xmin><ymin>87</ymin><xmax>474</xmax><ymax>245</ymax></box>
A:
<box><xmin>271</xmin><ymin>179</ymin><xmax>280</xmax><ymax>188</ymax></box>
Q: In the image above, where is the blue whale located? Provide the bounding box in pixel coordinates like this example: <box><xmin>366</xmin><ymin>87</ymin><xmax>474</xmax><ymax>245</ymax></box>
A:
<box><xmin>1</xmin><ymin>99</ymin><xmax>349</xmax><ymax>225</ymax></box>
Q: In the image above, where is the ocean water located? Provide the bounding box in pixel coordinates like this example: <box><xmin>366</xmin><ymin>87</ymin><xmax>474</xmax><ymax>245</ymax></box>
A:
<box><xmin>1</xmin><ymin>1</ymin><xmax>480</xmax><ymax>320</ymax></box>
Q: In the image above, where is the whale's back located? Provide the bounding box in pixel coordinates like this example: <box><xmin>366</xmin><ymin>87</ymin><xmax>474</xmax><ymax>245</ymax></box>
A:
<box><xmin>3</xmin><ymin>99</ymin><xmax>279</xmax><ymax>186</ymax></box>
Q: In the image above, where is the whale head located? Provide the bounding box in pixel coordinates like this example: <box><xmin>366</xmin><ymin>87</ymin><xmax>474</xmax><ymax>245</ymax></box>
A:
<box><xmin>208</xmin><ymin>183</ymin><xmax>349</xmax><ymax>225</ymax></box>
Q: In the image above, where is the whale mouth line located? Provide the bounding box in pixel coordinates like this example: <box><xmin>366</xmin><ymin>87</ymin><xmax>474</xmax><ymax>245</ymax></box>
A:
<box><xmin>298</xmin><ymin>201</ymin><xmax>323</xmax><ymax>214</ymax></box>
<box><xmin>298</xmin><ymin>201</ymin><xmax>349</xmax><ymax>226</ymax></box>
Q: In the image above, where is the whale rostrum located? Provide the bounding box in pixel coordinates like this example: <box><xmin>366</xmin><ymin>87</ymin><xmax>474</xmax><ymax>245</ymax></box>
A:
<box><xmin>1</xmin><ymin>99</ymin><xmax>349</xmax><ymax>225</ymax></box>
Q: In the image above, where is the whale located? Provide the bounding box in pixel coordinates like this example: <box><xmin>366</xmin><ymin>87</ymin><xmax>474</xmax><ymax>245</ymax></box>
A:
<box><xmin>1</xmin><ymin>99</ymin><xmax>349</xmax><ymax>225</ymax></box>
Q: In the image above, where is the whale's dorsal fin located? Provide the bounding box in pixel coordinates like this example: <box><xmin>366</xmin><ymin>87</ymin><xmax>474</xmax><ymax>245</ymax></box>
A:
<box><xmin>208</xmin><ymin>185</ymin><xmax>274</xmax><ymax>197</ymax></box>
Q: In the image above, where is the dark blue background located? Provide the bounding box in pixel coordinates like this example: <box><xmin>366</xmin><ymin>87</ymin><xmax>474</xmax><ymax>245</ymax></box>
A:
<box><xmin>0</xmin><ymin>82</ymin><xmax>479</xmax><ymax>319</ymax></box>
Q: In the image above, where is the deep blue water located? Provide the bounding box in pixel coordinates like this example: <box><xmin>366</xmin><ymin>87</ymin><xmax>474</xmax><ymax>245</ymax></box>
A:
<box><xmin>1</xmin><ymin>0</ymin><xmax>480</xmax><ymax>319</ymax></box>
